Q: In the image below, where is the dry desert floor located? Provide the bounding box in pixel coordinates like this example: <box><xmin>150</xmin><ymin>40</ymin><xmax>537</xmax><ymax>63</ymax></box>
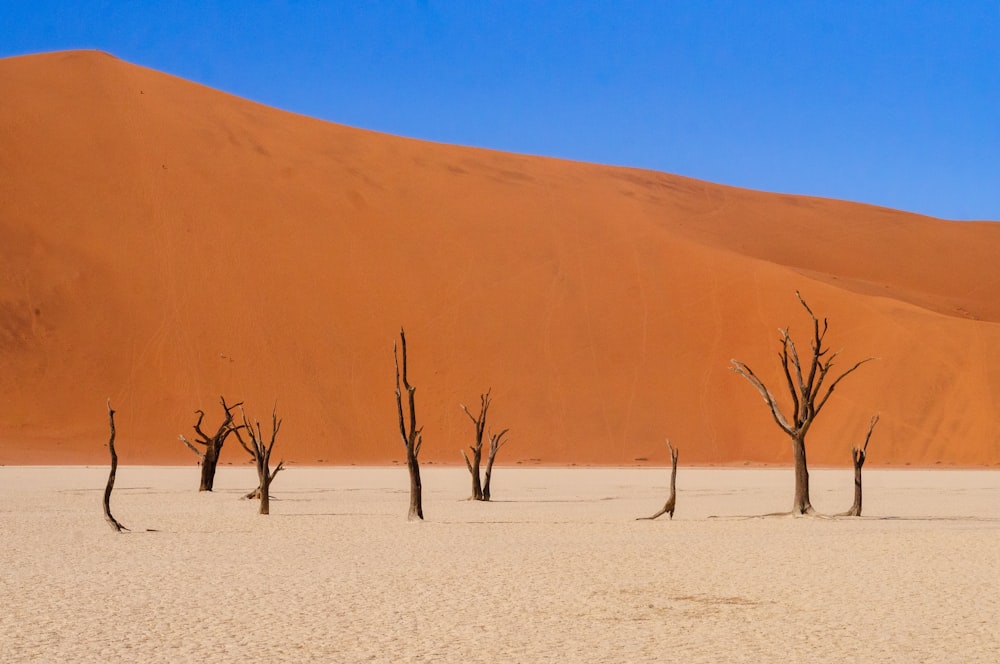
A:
<box><xmin>1</xmin><ymin>465</ymin><xmax>997</xmax><ymax>662</ymax></box>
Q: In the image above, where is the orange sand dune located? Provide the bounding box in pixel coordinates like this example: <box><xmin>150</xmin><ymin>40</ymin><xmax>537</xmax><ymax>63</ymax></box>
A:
<box><xmin>2</xmin><ymin>50</ymin><xmax>998</xmax><ymax>467</ymax></box>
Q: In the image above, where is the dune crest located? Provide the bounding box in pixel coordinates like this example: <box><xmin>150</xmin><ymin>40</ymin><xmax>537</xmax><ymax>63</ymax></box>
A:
<box><xmin>2</xmin><ymin>50</ymin><xmax>998</xmax><ymax>466</ymax></box>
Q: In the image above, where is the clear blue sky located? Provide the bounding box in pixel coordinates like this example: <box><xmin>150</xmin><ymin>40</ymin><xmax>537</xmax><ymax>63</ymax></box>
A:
<box><xmin>3</xmin><ymin>1</ymin><xmax>999</xmax><ymax>220</ymax></box>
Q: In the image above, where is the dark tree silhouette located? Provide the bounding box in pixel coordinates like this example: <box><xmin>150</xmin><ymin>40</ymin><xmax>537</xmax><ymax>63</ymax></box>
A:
<box><xmin>638</xmin><ymin>440</ymin><xmax>678</xmax><ymax>520</ymax></box>
<box><xmin>179</xmin><ymin>397</ymin><xmax>242</xmax><ymax>491</ymax></box>
<box><xmin>394</xmin><ymin>327</ymin><xmax>424</xmax><ymax>520</ymax></box>
<box><xmin>460</xmin><ymin>389</ymin><xmax>507</xmax><ymax>501</ymax></box>
<box><xmin>481</xmin><ymin>427</ymin><xmax>508</xmax><ymax>502</ymax></box>
<box><xmin>731</xmin><ymin>292</ymin><xmax>876</xmax><ymax>515</ymax></box>
<box><xmin>840</xmin><ymin>414</ymin><xmax>879</xmax><ymax>517</ymax></box>
<box><xmin>102</xmin><ymin>400</ymin><xmax>128</xmax><ymax>532</ymax></box>
<box><xmin>236</xmin><ymin>405</ymin><xmax>283</xmax><ymax>515</ymax></box>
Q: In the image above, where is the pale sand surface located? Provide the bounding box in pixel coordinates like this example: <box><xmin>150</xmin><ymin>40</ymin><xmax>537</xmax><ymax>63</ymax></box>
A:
<box><xmin>1</xmin><ymin>466</ymin><xmax>997</xmax><ymax>663</ymax></box>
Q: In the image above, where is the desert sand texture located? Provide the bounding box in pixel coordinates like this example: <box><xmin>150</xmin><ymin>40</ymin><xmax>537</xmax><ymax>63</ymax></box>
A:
<box><xmin>2</xmin><ymin>50</ymin><xmax>1000</xmax><ymax>468</ymax></box>
<box><xmin>1</xmin><ymin>465</ymin><xmax>998</xmax><ymax>662</ymax></box>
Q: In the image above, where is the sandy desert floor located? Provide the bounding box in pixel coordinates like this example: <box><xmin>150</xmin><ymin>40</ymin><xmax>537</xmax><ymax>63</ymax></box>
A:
<box><xmin>0</xmin><ymin>465</ymin><xmax>997</xmax><ymax>663</ymax></box>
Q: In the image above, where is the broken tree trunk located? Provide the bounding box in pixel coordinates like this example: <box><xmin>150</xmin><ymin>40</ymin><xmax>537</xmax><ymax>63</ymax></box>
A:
<box><xmin>179</xmin><ymin>397</ymin><xmax>242</xmax><ymax>491</ymax></box>
<box><xmin>394</xmin><ymin>327</ymin><xmax>424</xmax><ymax>520</ymax></box>
<box><xmin>460</xmin><ymin>390</ymin><xmax>492</xmax><ymax>500</ymax></box>
<box><xmin>236</xmin><ymin>405</ymin><xmax>283</xmax><ymax>515</ymax></box>
<box><xmin>102</xmin><ymin>400</ymin><xmax>128</xmax><ymax>533</ymax></box>
<box><xmin>840</xmin><ymin>414</ymin><xmax>879</xmax><ymax>517</ymax></box>
<box><xmin>481</xmin><ymin>428</ymin><xmax>508</xmax><ymax>502</ymax></box>
<box><xmin>638</xmin><ymin>440</ymin><xmax>679</xmax><ymax>520</ymax></box>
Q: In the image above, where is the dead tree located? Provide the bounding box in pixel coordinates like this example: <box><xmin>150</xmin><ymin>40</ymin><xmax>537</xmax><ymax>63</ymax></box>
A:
<box><xmin>179</xmin><ymin>397</ymin><xmax>242</xmax><ymax>491</ymax></box>
<box><xmin>638</xmin><ymin>440</ymin><xmax>679</xmax><ymax>520</ymax></box>
<box><xmin>481</xmin><ymin>428</ymin><xmax>508</xmax><ymax>502</ymax></box>
<box><xmin>731</xmin><ymin>292</ymin><xmax>876</xmax><ymax>515</ymax></box>
<box><xmin>236</xmin><ymin>405</ymin><xmax>283</xmax><ymax>515</ymax></box>
<box><xmin>103</xmin><ymin>400</ymin><xmax>128</xmax><ymax>532</ymax></box>
<box><xmin>394</xmin><ymin>327</ymin><xmax>424</xmax><ymax>520</ymax></box>
<box><xmin>840</xmin><ymin>414</ymin><xmax>879</xmax><ymax>517</ymax></box>
<box><xmin>460</xmin><ymin>390</ymin><xmax>492</xmax><ymax>500</ymax></box>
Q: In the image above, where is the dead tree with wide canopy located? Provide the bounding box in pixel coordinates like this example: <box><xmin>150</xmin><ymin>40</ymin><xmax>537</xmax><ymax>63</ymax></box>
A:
<box><xmin>731</xmin><ymin>292</ymin><xmax>876</xmax><ymax>515</ymax></box>
<box><xmin>394</xmin><ymin>327</ymin><xmax>424</xmax><ymax>520</ymax></box>
<box><xmin>638</xmin><ymin>439</ymin><xmax>679</xmax><ymax>520</ymax></box>
<box><xmin>235</xmin><ymin>405</ymin><xmax>283</xmax><ymax>515</ymax></box>
<box><xmin>179</xmin><ymin>396</ymin><xmax>242</xmax><ymax>491</ymax></box>
<box><xmin>839</xmin><ymin>414</ymin><xmax>879</xmax><ymax>517</ymax></box>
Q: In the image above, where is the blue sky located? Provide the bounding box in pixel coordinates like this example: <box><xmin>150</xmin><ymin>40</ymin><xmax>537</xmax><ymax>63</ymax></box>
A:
<box><xmin>3</xmin><ymin>1</ymin><xmax>999</xmax><ymax>220</ymax></box>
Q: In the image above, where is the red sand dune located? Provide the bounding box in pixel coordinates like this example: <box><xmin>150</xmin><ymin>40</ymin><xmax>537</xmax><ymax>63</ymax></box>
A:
<box><xmin>2</xmin><ymin>50</ymin><xmax>999</xmax><ymax>467</ymax></box>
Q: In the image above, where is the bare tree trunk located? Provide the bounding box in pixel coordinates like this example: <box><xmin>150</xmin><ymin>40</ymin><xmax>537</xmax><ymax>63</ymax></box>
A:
<box><xmin>102</xmin><ymin>400</ymin><xmax>127</xmax><ymax>533</ymax></box>
<box><xmin>407</xmin><ymin>450</ymin><xmax>423</xmax><ymax>520</ymax></box>
<box><xmin>461</xmin><ymin>447</ymin><xmax>483</xmax><ymax>500</ymax></box>
<box><xmin>236</xmin><ymin>406</ymin><xmax>283</xmax><ymax>516</ymax></box>
<box><xmin>638</xmin><ymin>440</ymin><xmax>678</xmax><ymax>520</ymax></box>
<box><xmin>841</xmin><ymin>414</ymin><xmax>878</xmax><ymax>517</ymax></box>
<box><xmin>179</xmin><ymin>397</ymin><xmax>242</xmax><ymax>492</ymax></box>
<box><xmin>200</xmin><ymin>443</ymin><xmax>219</xmax><ymax>492</ymax></box>
<box><xmin>481</xmin><ymin>428</ymin><xmax>508</xmax><ymax>502</ymax></box>
<box><xmin>791</xmin><ymin>434</ymin><xmax>813</xmax><ymax>515</ymax></box>
<box><xmin>395</xmin><ymin>328</ymin><xmax>424</xmax><ymax>520</ymax></box>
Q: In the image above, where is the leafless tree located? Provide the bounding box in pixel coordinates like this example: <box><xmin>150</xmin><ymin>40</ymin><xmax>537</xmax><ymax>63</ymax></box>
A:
<box><xmin>460</xmin><ymin>389</ymin><xmax>492</xmax><ymax>500</ymax></box>
<box><xmin>638</xmin><ymin>440</ymin><xmax>678</xmax><ymax>520</ymax></box>
<box><xmin>102</xmin><ymin>400</ymin><xmax>128</xmax><ymax>532</ymax></box>
<box><xmin>179</xmin><ymin>397</ymin><xmax>242</xmax><ymax>491</ymax></box>
<box><xmin>731</xmin><ymin>292</ymin><xmax>876</xmax><ymax>515</ymax></box>
<box><xmin>481</xmin><ymin>428</ymin><xmax>509</xmax><ymax>502</ymax></box>
<box><xmin>839</xmin><ymin>414</ymin><xmax>879</xmax><ymax>517</ymax></box>
<box><xmin>394</xmin><ymin>327</ymin><xmax>424</xmax><ymax>520</ymax></box>
<box><xmin>235</xmin><ymin>405</ymin><xmax>283</xmax><ymax>515</ymax></box>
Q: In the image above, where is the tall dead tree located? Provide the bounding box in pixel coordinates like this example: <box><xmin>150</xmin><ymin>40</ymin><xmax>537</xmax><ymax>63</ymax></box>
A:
<box><xmin>103</xmin><ymin>400</ymin><xmax>128</xmax><ymax>532</ymax></box>
<box><xmin>840</xmin><ymin>414</ymin><xmax>879</xmax><ymax>517</ymax></box>
<box><xmin>481</xmin><ymin>428</ymin><xmax>508</xmax><ymax>502</ymax></box>
<box><xmin>179</xmin><ymin>397</ymin><xmax>242</xmax><ymax>491</ymax></box>
<box><xmin>460</xmin><ymin>390</ymin><xmax>492</xmax><ymax>500</ymax></box>
<box><xmin>638</xmin><ymin>440</ymin><xmax>679</xmax><ymax>520</ymax></box>
<box><xmin>731</xmin><ymin>292</ymin><xmax>876</xmax><ymax>515</ymax></box>
<box><xmin>236</xmin><ymin>405</ymin><xmax>283</xmax><ymax>515</ymax></box>
<box><xmin>394</xmin><ymin>327</ymin><xmax>424</xmax><ymax>520</ymax></box>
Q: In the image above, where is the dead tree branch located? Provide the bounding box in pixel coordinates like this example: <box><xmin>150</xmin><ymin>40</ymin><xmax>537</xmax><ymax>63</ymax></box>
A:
<box><xmin>395</xmin><ymin>327</ymin><xmax>424</xmax><ymax>520</ymax></box>
<box><xmin>482</xmin><ymin>428</ymin><xmax>509</xmax><ymax>501</ymax></box>
<box><xmin>638</xmin><ymin>440</ymin><xmax>679</xmax><ymax>520</ymax></box>
<box><xmin>102</xmin><ymin>400</ymin><xmax>128</xmax><ymax>533</ymax></box>
<box><xmin>840</xmin><ymin>414</ymin><xmax>879</xmax><ymax>517</ymax></box>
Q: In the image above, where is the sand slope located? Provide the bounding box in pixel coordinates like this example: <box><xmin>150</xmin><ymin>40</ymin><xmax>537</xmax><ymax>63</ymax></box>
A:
<box><xmin>1</xmin><ymin>50</ymin><xmax>999</xmax><ymax>466</ymax></box>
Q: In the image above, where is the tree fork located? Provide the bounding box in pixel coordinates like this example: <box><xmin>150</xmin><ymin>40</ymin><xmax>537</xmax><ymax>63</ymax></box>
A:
<box><xmin>481</xmin><ymin>428</ymin><xmax>508</xmax><ymax>502</ymax></box>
